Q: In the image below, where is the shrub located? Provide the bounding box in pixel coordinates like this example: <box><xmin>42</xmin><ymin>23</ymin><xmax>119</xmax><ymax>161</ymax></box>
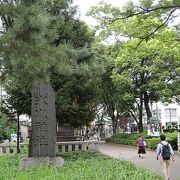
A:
<box><xmin>106</xmin><ymin>132</ymin><xmax>178</xmax><ymax>150</ymax></box>
<box><xmin>146</xmin><ymin>138</ymin><xmax>160</xmax><ymax>150</ymax></box>
<box><xmin>166</xmin><ymin>132</ymin><xmax>178</xmax><ymax>150</ymax></box>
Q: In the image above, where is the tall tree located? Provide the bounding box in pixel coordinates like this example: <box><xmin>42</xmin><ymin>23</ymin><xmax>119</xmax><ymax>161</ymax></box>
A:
<box><xmin>0</xmin><ymin>0</ymin><xmax>98</xmax><ymax>131</ymax></box>
<box><xmin>88</xmin><ymin>0</ymin><xmax>180</xmax><ymax>132</ymax></box>
<box><xmin>91</xmin><ymin>43</ymin><xmax>134</xmax><ymax>134</ymax></box>
<box><xmin>88</xmin><ymin>0</ymin><xmax>180</xmax><ymax>44</ymax></box>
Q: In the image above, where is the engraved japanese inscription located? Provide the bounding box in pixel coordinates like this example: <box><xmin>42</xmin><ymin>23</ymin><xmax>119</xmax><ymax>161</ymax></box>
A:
<box><xmin>29</xmin><ymin>81</ymin><xmax>56</xmax><ymax>157</ymax></box>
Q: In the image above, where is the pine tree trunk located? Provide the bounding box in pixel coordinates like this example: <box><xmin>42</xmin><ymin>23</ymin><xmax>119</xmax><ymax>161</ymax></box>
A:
<box><xmin>17</xmin><ymin>113</ymin><xmax>20</xmax><ymax>153</ymax></box>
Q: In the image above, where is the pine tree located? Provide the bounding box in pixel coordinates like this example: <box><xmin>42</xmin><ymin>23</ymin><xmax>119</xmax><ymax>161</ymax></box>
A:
<box><xmin>0</xmin><ymin>0</ymin><xmax>94</xmax><ymax>155</ymax></box>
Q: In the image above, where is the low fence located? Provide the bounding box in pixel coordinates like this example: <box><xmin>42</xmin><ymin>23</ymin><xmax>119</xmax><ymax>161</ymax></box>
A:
<box><xmin>0</xmin><ymin>140</ymin><xmax>105</xmax><ymax>155</ymax></box>
<box><xmin>0</xmin><ymin>143</ymin><xmax>28</xmax><ymax>154</ymax></box>
<box><xmin>56</xmin><ymin>140</ymin><xmax>105</xmax><ymax>153</ymax></box>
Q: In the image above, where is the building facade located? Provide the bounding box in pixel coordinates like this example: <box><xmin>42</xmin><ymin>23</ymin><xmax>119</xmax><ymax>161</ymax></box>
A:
<box><xmin>152</xmin><ymin>102</ymin><xmax>180</xmax><ymax>130</ymax></box>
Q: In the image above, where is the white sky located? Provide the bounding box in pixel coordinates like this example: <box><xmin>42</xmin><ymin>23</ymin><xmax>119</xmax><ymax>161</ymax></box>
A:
<box><xmin>0</xmin><ymin>0</ymin><xmax>138</xmax><ymax>29</ymax></box>
<box><xmin>73</xmin><ymin>0</ymin><xmax>139</xmax><ymax>25</ymax></box>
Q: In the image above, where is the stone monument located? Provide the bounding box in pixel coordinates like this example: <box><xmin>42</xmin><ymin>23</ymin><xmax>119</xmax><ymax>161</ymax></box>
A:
<box><xmin>57</xmin><ymin>123</ymin><xmax>77</xmax><ymax>142</ymax></box>
<box><xmin>19</xmin><ymin>81</ymin><xmax>64</xmax><ymax>169</ymax></box>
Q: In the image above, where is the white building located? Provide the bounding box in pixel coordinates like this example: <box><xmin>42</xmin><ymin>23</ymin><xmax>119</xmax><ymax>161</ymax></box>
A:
<box><xmin>152</xmin><ymin>102</ymin><xmax>180</xmax><ymax>129</ymax></box>
<box><xmin>19</xmin><ymin>115</ymin><xmax>31</xmax><ymax>141</ymax></box>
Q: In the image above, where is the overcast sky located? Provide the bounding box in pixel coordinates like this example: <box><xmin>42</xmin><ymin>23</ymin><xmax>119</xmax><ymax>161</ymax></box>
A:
<box><xmin>73</xmin><ymin>0</ymin><xmax>139</xmax><ymax>25</ymax></box>
<box><xmin>0</xmin><ymin>1</ymin><xmax>139</xmax><ymax>28</ymax></box>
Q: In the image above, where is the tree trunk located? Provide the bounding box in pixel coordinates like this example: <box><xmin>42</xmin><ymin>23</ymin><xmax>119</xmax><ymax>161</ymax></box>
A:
<box><xmin>144</xmin><ymin>91</ymin><xmax>152</xmax><ymax>125</ymax></box>
<box><xmin>111</xmin><ymin>113</ymin><xmax>116</xmax><ymax>135</ymax></box>
<box><xmin>138</xmin><ymin>93</ymin><xmax>143</xmax><ymax>133</ymax></box>
<box><xmin>17</xmin><ymin>112</ymin><xmax>20</xmax><ymax>153</ymax></box>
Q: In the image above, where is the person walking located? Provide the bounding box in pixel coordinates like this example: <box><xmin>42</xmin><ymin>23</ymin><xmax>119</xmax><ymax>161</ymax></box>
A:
<box><xmin>156</xmin><ymin>134</ymin><xmax>174</xmax><ymax>180</ymax></box>
<box><xmin>136</xmin><ymin>135</ymin><xmax>144</xmax><ymax>144</ymax></box>
<box><xmin>136</xmin><ymin>136</ymin><xmax>146</xmax><ymax>158</ymax></box>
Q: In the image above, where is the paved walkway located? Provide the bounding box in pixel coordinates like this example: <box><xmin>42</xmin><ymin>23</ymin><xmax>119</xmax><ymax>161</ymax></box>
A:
<box><xmin>98</xmin><ymin>143</ymin><xmax>180</xmax><ymax>180</ymax></box>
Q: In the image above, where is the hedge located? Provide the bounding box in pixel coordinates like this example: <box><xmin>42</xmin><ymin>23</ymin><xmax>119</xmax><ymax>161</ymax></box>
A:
<box><xmin>106</xmin><ymin>132</ymin><xmax>178</xmax><ymax>150</ymax></box>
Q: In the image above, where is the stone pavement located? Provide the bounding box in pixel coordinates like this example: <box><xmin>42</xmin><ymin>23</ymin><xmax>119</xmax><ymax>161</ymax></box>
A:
<box><xmin>98</xmin><ymin>143</ymin><xmax>180</xmax><ymax>180</ymax></box>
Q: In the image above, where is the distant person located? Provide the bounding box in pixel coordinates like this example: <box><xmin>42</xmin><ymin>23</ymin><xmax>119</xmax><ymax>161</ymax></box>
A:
<box><xmin>86</xmin><ymin>129</ymin><xmax>90</xmax><ymax>140</ymax></box>
<box><xmin>136</xmin><ymin>135</ymin><xmax>143</xmax><ymax>144</ymax></box>
<box><xmin>136</xmin><ymin>136</ymin><xmax>146</xmax><ymax>158</ymax></box>
<box><xmin>156</xmin><ymin>134</ymin><xmax>174</xmax><ymax>180</ymax></box>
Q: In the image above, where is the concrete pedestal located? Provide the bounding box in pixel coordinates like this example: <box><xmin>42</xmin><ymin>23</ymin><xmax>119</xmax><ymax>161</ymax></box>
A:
<box><xmin>19</xmin><ymin>156</ymin><xmax>64</xmax><ymax>170</ymax></box>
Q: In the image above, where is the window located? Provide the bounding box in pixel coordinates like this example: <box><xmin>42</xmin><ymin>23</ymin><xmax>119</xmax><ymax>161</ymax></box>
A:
<box><xmin>165</xmin><ymin>108</ymin><xmax>177</xmax><ymax>118</ymax></box>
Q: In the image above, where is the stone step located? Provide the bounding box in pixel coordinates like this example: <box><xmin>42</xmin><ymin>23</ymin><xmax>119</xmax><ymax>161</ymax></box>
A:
<box><xmin>58</xmin><ymin>124</ymin><xmax>71</xmax><ymax>129</ymax></box>
<box><xmin>58</xmin><ymin>127</ymin><xmax>73</xmax><ymax>130</ymax></box>
<box><xmin>56</xmin><ymin>136</ymin><xmax>78</xmax><ymax>142</ymax></box>
<box><xmin>57</xmin><ymin>130</ymin><xmax>74</xmax><ymax>136</ymax></box>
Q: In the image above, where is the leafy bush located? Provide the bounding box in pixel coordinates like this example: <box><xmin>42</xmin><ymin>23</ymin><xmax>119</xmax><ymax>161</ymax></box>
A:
<box><xmin>0</xmin><ymin>151</ymin><xmax>163</xmax><ymax>180</ymax></box>
<box><xmin>106</xmin><ymin>132</ymin><xmax>149</xmax><ymax>146</ymax></box>
<box><xmin>166</xmin><ymin>132</ymin><xmax>178</xmax><ymax>150</ymax></box>
<box><xmin>106</xmin><ymin>132</ymin><xmax>178</xmax><ymax>150</ymax></box>
<box><xmin>146</xmin><ymin>138</ymin><xmax>160</xmax><ymax>150</ymax></box>
<box><xmin>0</xmin><ymin>114</ymin><xmax>9</xmax><ymax>143</ymax></box>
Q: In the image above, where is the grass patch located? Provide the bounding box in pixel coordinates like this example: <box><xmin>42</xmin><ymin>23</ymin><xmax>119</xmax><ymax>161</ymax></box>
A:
<box><xmin>0</xmin><ymin>151</ymin><xmax>163</xmax><ymax>180</ymax></box>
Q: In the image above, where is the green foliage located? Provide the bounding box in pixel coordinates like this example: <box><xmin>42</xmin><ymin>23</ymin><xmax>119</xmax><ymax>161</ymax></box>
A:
<box><xmin>106</xmin><ymin>132</ymin><xmax>150</xmax><ymax>146</ymax></box>
<box><xmin>51</xmin><ymin>70</ymin><xmax>98</xmax><ymax>127</ymax></box>
<box><xmin>88</xmin><ymin>0</ymin><xmax>180</xmax><ymax>133</ymax></box>
<box><xmin>3</xmin><ymin>78</ymin><xmax>31</xmax><ymax>116</ymax></box>
<box><xmin>0</xmin><ymin>151</ymin><xmax>163</xmax><ymax>180</ymax></box>
<box><xmin>166</xmin><ymin>132</ymin><xmax>178</xmax><ymax>150</ymax></box>
<box><xmin>0</xmin><ymin>113</ymin><xmax>15</xmax><ymax>143</ymax></box>
<box><xmin>107</xmin><ymin>132</ymin><xmax>178</xmax><ymax>150</ymax></box>
<box><xmin>0</xmin><ymin>0</ymin><xmax>98</xmax><ymax>128</ymax></box>
<box><xmin>88</xmin><ymin>0</ymin><xmax>179</xmax><ymax>42</ymax></box>
<box><xmin>145</xmin><ymin>132</ymin><xmax>178</xmax><ymax>150</ymax></box>
<box><xmin>113</xmin><ymin>30</ymin><xmax>179</xmax><ymax>101</ymax></box>
<box><xmin>145</xmin><ymin>138</ymin><xmax>160</xmax><ymax>150</ymax></box>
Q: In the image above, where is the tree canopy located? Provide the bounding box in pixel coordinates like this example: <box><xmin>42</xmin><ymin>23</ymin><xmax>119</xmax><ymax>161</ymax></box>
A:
<box><xmin>0</xmin><ymin>0</ymin><xmax>99</xmax><ymax>128</ymax></box>
<box><xmin>88</xmin><ymin>0</ymin><xmax>180</xmax><ymax>132</ymax></box>
<box><xmin>0</xmin><ymin>0</ymin><xmax>179</xmax><ymax>133</ymax></box>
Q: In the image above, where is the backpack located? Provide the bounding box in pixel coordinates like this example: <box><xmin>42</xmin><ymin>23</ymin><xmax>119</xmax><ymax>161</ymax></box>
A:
<box><xmin>138</xmin><ymin>140</ymin><xmax>144</xmax><ymax>147</ymax></box>
<box><xmin>161</xmin><ymin>143</ymin><xmax>171</xmax><ymax>160</ymax></box>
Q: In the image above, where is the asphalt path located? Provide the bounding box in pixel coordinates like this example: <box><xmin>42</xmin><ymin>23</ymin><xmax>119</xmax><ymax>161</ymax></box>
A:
<box><xmin>98</xmin><ymin>143</ymin><xmax>180</xmax><ymax>180</ymax></box>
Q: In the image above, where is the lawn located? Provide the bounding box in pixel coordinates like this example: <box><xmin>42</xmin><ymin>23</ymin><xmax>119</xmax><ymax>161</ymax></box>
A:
<box><xmin>0</xmin><ymin>151</ymin><xmax>163</xmax><ymax>180</ymax></box>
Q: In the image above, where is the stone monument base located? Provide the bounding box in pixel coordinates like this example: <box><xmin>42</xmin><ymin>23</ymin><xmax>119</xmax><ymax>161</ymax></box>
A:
<box><xmin>19</xmin><ymin>156</ymin><xmax>64</xmax><ymax>170</ymax></box>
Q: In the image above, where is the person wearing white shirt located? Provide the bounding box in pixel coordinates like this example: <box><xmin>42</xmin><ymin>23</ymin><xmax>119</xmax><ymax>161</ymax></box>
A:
<box><xmin>156</xmin><ymin>134</ymin><xmax>175</xmax><ymax>180</ymax></box>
